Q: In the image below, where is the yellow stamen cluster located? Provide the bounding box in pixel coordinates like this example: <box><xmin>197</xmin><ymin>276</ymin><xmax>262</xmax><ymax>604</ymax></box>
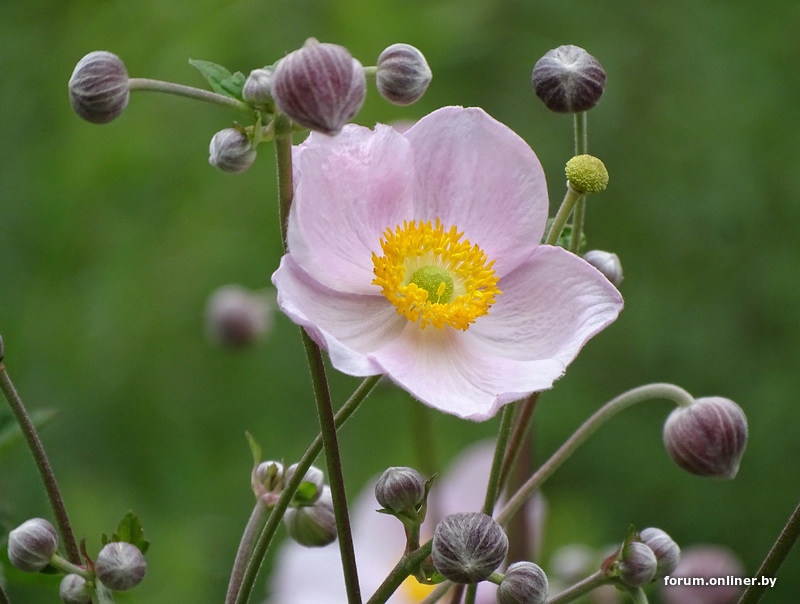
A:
<box><xmin>372</xmin><ymin>219</ymin><xmax>500</xmax><ymax>330</ymax></box>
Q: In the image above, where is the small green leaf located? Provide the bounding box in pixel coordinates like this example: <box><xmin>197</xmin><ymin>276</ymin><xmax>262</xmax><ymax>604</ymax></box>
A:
<box><xmin>109</xmin><ymin>511</ymin><xmax>150</xmax><ymax>555</ymax></box>
<box><xmin>292</xmin><ymin>481</ymin><xmax>319</xmax><ymax>505</ymax></box>
<box><xmin>246</xmin><ymin>431</ymin><xmax>262</xmax><ymax>467</ymax></box>
<box><xmin>189</xmin><ymin>59</ymin><xmax>246</xmax><ymax>100</ymax></box>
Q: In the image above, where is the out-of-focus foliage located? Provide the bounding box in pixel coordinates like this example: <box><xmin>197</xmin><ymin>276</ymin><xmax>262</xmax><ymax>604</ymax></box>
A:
<box><xmin>1</xmin><ymin>0</ymin><xmax>799</xmax><ymax>602</ymax></box>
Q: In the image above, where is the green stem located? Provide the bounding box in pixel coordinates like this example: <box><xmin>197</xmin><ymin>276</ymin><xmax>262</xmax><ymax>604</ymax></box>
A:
<box><xmin>628</xmin><ymin>587</ymin><xmax>649</xmax><ymax>604</ymax></box>
<box><xmin>569</xmin><ymin>112</ymin><xmax>588</xmax><ymax>253</ymax></box>
<box><xmin>366</xmin><ymin>540</ymin><xmax>433</xmax><ymax>604</ymax></box>
<box><xmin>274</xmin><ymin>119</ymin><xmax>294</xmax><ymax>247</ymax></box>
<box><xmin>496</xmin><ymin>383</ymin><xmax>695</xmax><ymax>527</ymax></box>
<box><xmin>547</xmin><ymin>570</ymin><xmax>610</xmax><ymax>604</ymax></box>
<box><xmin>300</xmin><ymin>330</ymin><xmax>363</xmax><ymax>604</ymax></box>
<box><xmin>0</xmin><ymin>361</ymin><xmax>80</xmax><ymax>564</ymax></box>
<box><xmin>127</xmin><ymin>78</ymin><xmax>254</xmax><ymax>117</ymax></box>
<box><xmin>95</xmin><ymin>582</ymin><xmax>115</xmax><ymax>604</ymax></box>
<box><xmin>573</xmin><ymin>112</ymin><xmax>588</xmax><ymax>155</ymax></box>
<box><xmin>232</xmin><ymin>375</ymin><xmax>380</xmax><ymax>604</ymax></box>
<box><xmin>225</xmin><ymin>500</ymin><xmax>269</xmax><ymax>604</ymax></box>
<box><xmin>497</xmin><ymin>393</ymin><xmax>539</xmax><ymax>494</ymax></box>
<box><xmin>545</xmin><ymin>186</ymin><xmax>583</xmax><ymax>246</ymax></box>
<box><xmin>419</xmin><ymin>581</ymin><xmax>452</xmax><ymax>604</ymax></box>
<box><xmin>737</xmin><ymin>499</ymin><xmax>800</xmax><ymax>604</ymax></box>
<box><xmin>568</xmin><ymin>196</ymin><xmax>586</xmax><ymax>254</ymax></box>
<box><xmin>0</xmin><ymin>584</ymin><xmax>10</xmax><ymax>604</ymax></box>
<box><xmin>48</xmin><ymin>554</ymin><xmax>92</xmax><ymax>579</ymax></box>
<box><xmin>482</xmin><ymin>405</ymin><xmax>515</xmax><ymax>515</ymax></box>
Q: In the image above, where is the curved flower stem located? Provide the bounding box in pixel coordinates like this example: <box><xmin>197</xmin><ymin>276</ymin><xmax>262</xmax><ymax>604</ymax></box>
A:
<box><xmin>628</xmin><ymin>587</ymin><xmax>649</xmax><ymax>604</ymax></box>
<box><xmin>547</xmin><ymin>570</ymin><xmax>610</xmax><ymax>604</ymax></box>
<box><xmin>127</xmin><ymin>78</ymin><xmax>255</xmax><ymax>118</ymax></box>
<box><xmin>496</xmin><ymin>383</ymin><xmax>695</xmax><ymax>527</ymax></box>
<box><xmin>366</xmin><ymin>539</ymin><xmax>433</xmax><ymax>604</ymax></box>
<box><xmin>497</xmin><ymin>393</ymin><xmax>539</xmax><ymax>494</ymax></box>
<box><xmin>419</xmin><ymin>581</ymin><xmax>452</xmax><ymax>604</ymax></box>
<box><xmin>231</xmin><ymin>375</ymin><xmax>381</xmax><ymax>604</ymax></box>
<box><xmin>545</xmin><ymin>185</ymin><xmax>583</xmax><ymax>247</ymax></box>
<box><xmin>737</xmin><ymin>499</ymin><xmax>800</xmax><ymax>604</ymax></box>
<box><xmin>0</xmin><ymin>359</ymin><xmax>80</xmax><ymax>564</ymax></box>
<box><xmin>0</xmin><ymin>584</ymin><xmax>9</xmax><ymax>604</ymax></box>
<box><xmin>224</xmin><ymin>500</ymin><xmax>269</xmax><ymax>604</ymax></box>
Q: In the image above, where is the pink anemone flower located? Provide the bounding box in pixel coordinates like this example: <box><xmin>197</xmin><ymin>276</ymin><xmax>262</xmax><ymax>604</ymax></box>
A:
<box><xmin>272</xmin><ymin>106</ymin><xmax>623</xmax><ymax>420</ymax></box>
<box><xmin>265</xmin><ymin>441</ymin><xmax>545</xmax><ymax>604</ymax></box>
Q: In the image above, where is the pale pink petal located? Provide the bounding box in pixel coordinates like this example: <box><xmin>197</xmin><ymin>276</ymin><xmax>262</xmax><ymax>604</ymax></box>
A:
<box><xmin>469</xmin><ymin>245</ymin><xmax>623</xmax><ymax>362</ymax></box>
<box><xmin>372</xmin><ymin>325</ymin><xmax>565</xmax><ymax>420</ymax></box>
<box><xmin>288</xmin><ymin>124</ymin><xmax>415</xmax><ymax>294</ymax></box>
<box><xmin>403</xmin><ymin>107</ymin><xmax>548</xmax><ymax>276</ymax></box>
<box><xmin>272</xmin><ymin>255</ymin><xmax>404</xmax><ymax>376</ymax></box>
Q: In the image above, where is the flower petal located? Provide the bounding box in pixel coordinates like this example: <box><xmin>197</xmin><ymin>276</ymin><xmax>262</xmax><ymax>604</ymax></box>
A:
<box><xmin>272</xmin><ymin>255</ymin><xmax>404</xmax><ymax>376</ymax></box>
<box><xmin>288</xmin><ymin>124</ymin><xmax>416</xmax><ymax>294</ymax></box>
<box><xmin>404</xmin><ymin>107</ymin><xmax>548</xmax><ymax>275</ymax></box>
<box><xmin>469</xmin><ymin>245</ymin><xmax>623</xmax><ymax>362</ymax></box>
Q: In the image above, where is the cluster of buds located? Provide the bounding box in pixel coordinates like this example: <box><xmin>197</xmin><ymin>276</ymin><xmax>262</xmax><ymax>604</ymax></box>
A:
<box><xmin>7</xmin><ymin>517</ymin><xmax>147</xmax><ymax>601</ymax></box>
<box><xmin>605</xmin><ymin>526</ymin><xmax>681</xmax><ymax>589</ymax></box>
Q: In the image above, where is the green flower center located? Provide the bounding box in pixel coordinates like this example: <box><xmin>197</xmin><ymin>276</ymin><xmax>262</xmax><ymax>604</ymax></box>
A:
<box><xmin>409</xmin><ymin>265</ymin><xmax>455</xmax><ymax>304</ymax></box>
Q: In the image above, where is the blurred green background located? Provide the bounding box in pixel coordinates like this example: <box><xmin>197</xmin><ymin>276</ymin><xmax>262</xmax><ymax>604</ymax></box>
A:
<box><xmin>2</xmin><ymin>0</ymin><xmax>799</xmax><ymax>602</ymax></box>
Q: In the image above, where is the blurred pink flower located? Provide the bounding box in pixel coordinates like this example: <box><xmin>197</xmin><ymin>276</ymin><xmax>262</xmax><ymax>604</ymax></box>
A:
<box><xmin>272</xmin><ymin>106</ymin><xmax>622</xmax><ymax>419</ymax></box>
<box><xmin>265</xmin><ymin>441</ymin><xmax>545</xmax><ymax>604</ymax></box>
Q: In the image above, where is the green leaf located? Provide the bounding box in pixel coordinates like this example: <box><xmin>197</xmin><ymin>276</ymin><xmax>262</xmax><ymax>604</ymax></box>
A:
<box><xmin>188</xmin><ymin>59</ymin><xmax>246</xmax><ymax>101</ymax></box>
<box><xmin>245</xmin><ymin>431</ymin><xmax>261</xmax><ymax>467</ymax></box>
<box><xmin>291</xmin><ymin>481</ymin><xmax>319</xmax><ymax>506</ymax></box>
<box><xmin>105</xmin><ymin>511</ymin><xmax>150</xmax><ymax>555</ymax></box>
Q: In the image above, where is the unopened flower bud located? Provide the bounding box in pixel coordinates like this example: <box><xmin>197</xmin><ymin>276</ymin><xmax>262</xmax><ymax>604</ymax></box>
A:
<box><xmin>68</xmin><ymin>51</ymin><xmax>130</xmax><ymax>124</ymax></box>
<box><xmin>432</xmin><ymin>512</ymin><xmax>508</xmax><ymax>584</ymax></box>
<box><xmin>640</xmin><ymin>527</ymin><xmax>680</xmax><ymax>579</ymax></box>
<box><xmin>7</xmin><ymin>518</ymin><xmax>59</xmax><ymax>572</ymax></box>
<box><xmin>272</xmin><ymin>39</ymin><xmax>366</xmax><ymax>135</ymax></box>
<box><xmin>284</xmin><ymin>487</ymin><xmax>337</xmax><ymax>547</ymax></box>
<box><xmin>59</xmin><ymin>574</ymin><xmax>92</xmax><ymax>604</ymax></box>
<box><xmin>565</xmin><ymin>154</ymin><xmax>608</xmax><ymax>194</ymax></box>
<box><xmin>532</xmin><ymin>45</ymin><xmax>606</xmax><ymax>113</ymax></box>
<box><xmin>497</xmin><ymin>561</ymin><xmax>549</xmax><ymax>604</ymax></box>
<box><xmin>375</xmin><ymin>466</ymin><xmax>426</xmax><ymax>517</ymax></box>
<box><xmin>243</xmin><ymin>68</ymin><xmax>273</xmax><ymax>105</ymax></box>
<box><xmin>663</xmin><ymin>396</ymin><xmax>748</xmax><ymax>479</ymax></box>
<box><xmin>205</xmin><ymin>285</ymin><xmax>272</xmax><ymax>347</ymax></box>
<box><xmin>255</xmin><ymin>460</ymin><xmax>284</xmax><ymax>492</ymax></box>
<box><xmin>617</xmin><ymin>541</ymin><xmax>657</xmax><ymax>587</ymax></box>
<box><xmin>285</xmin><ymin>463</ymin><xmax>325</xmax><ymax>504</ymax></box>
<box><xmin>95</xmin><ymin>542</ymin><xmax>147</xmax><ymax>591</ymax></box>
<box><xmin>376</xmin><ymin>44</ymin><xmax>432</xmax><ymax>105</ymax></box>
<box><xmin>660</xmin><ymin>545</ymin><xmax>744</xmax><ymax>604</ymax></box>
<box><xmin>583</xmin><ymin>250</ymin><xmax>623</xmax><ymax>286</ymax></box>
<box><xmin>209</xmin><ymin>128</ymin><xmax>257</xmax><ymax>174</ymax></box>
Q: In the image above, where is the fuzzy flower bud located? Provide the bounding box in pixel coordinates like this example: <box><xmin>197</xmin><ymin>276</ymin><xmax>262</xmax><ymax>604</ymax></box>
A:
<box><xmin>243</xmin><ymin>68</ymin><xmax>273</xmax><ymax>105</ymax></box>
<box><xmin>255</xmin><ymin>460</ymin><xmax>284</xmax><ymax>492</ymax></box>
<box><xmin>95</xmin><ymin>542</ymin><xmax>147</xmax><ymax>591</ymax></box>
<box><xmin>663</xmin><ymin>396</ymin><xmax>748</xmax><ymax>479</ymax></box>
<box><xmin>68</xmin><ymin>51</ymin><xmax>130</xmax><ymax>124</ymax></box>
<box><xmin>208</xmin><ymin>128</ymin><xmax>257</xmax><ymax>174</ymax></box>
<box><xmin>205</xmin><ymin>285</ymin><xmax>272</xmax><ymax>347</ymax></box>
<box><xmin>640</xmin><ymin>527</ymin><xmax>680</xmax><ymax>579</ymax></box>
<box><xmin>497</xmin><ymin>561</ymin><xmax>549</xmax><ymax>604</ymax></box>
<box><xmin>532</xmin><ymin>45</ymin><xmax>606</xmax><ymax>113</ymax></box>
<box><xmin>583</xmin><ymin>250</ymin><xmax>623</xmax><ymax>286</ymax></box>
<box><xmin>59</xmin><ymin>574</ymin><xmax>92</xmax><ymax>604</ymax></box>
<box><xmin>432</xmin><ymin>512</ymin><xmax>508</xmax><ymax>584</ymax></box>
<box><xmin>565</xmin><ymin>154</ymin><xmax>608</xmax><ymax>194</ymax></box>
<box><xmin>285</xmin><ymin>463</ymin><xmax>325</xmax><ymax>504</ymax></box>
<box><xmin>284</xmin><ymin>487</ymin><xmax>337</xmax><ymax>547</ymax></box>
<box><xmin>376</xmin><ymin>43</ymin><xmax>432</xmax><ymax>105</ymax></box>
<box><xmin>272</xmin><ymin>39</ymin><xmax>366</xmax><ymax>135</ymax></box>
<box><xmin>7</xmin><ymin>518</ymin><xmax>59</xmax><ymax>572</ymax></box>
<box><xmin>375</xmin><ymin>466</ymin><xmax>426</xmax><ymax>517</ymax></box>
<box><xmin>617</xmin><ymin>541</ymin><xmax>657</xmax><ymax>587</ymax></box>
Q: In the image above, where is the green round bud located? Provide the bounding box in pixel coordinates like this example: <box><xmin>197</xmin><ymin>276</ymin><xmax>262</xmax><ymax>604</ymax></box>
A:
<box><xmin>432</xmin><ymin>512</ymin><xmax>508</xmax><ymax>584</ymax></box>
<box><xmin>7</xmin><ymin>518</ymin><xmax>59</xmax><ymax>572</ymax></box>
<box><xmin>95</xmin><ymin>542</ymin><xmax>147</xmax><ymax>591</ymax></box>
<box><xmin>497</xmin><ymin>561</ymin><xmax>549</xmax><ymax>604</ymax></box>
<box><xmin>68</xmin><ymin>51</ymin><xmax>129</xmax><ymax>124</ymax></box>
<box><xmin>59</xmin><ymin>574</ymin><xmax>92</xmax><ymax>604</ymax></box>
<box><xmin>565</xmin><ymin>154</ymin><xmax>609</xmax><ymax>194</ymax></box>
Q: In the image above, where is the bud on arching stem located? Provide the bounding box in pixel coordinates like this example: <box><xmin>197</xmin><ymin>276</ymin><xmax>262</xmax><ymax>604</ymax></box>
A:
<box><xmin>68</xmin><ymin>51</ymin><xmax>130</xmax><ymax>124</ymax></box>
<box><xmin>7</xmin><ymin>517</ymin><xmax>59</xmax><ymax>572</ymax></box>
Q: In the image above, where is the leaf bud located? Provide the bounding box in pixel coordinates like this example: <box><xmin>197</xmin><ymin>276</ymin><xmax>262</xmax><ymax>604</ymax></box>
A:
<box><xmin>617</xmin><ymin>541</ymin><xmax>657</xmax><ymax>588</ymax></box>
<box><xmin>497</xmin><ymin>561</ymin><xmax>549</xmax><ymax>604</ymax></box>
<box><xmin>375</xmin><ymin>466</ymin><xmax>426</xmax><ymax>517</ymax></box>
<box><xmin>565</xmin><ymin>154</ymin><xmax>608</xmax><ymax>194</ymax></box>
<box><xmin>242</xmin><ymin>68</ymin><xmax>274</xmax><ymax>106</ymax></box>
<box><xmin>59</xmin><ymin>573</ymin><xmax>92</xmax><ymax>604</ymax></box>
<box><xmin>639</xmin><ymin>527</ymin><xmax>680</xmax><ymax>580</ymax></box>
<box><xmin>205</xmin><ymin>285</ymin><xmax>272</xmax><ymax>347</ymax></box>
<box><xmin>68</xmin><ymin>51</ymin><xmax>130</xmax><ymax>124</ymax></box>
<box><xmin>431</xmin><ymin>512</ymin><xmax>508</xmax><ymax>584</ymax></box>
<box><xmin>208</xmin><ymin>128</ymin><xmax>257</xmax><ymax>174</ymax></box>
<box><xmin>7</xmin><ymin>517</ymin><xmax>59</xmax><ymax>572</ymax></box>
<box><xmin>283</xmin><ymin>486</ymin><xmax>337</xmax><ymax>547</ymax></box>
<box><xmin>285</xmin><ymin>463</ymin><xmax>325</xmax><ymax>505</ymax></box>
<box><xmin>583</xmin><ymin>250</ymin><xmax>623</xmax><ymax>287</ymax></box>
<box><xmin>376</xmin><ymin>43</ymin><xmax>432</xmax><ymax>106</ymax></box>
<box><xmin>95</xmin><ymin>541</ymin><xmax>147</xmax><ymax>591</ymax></box>
<box><xmin>271</xmin><ymin>39</ymin><xmax>366</xmax><ymax>135</ymax></box>
<box><xmin>663</xmin><ymin>396</ymin><xmax>748</xmax><ymax>479</ymax></box>
<box><xmin>531</xmin><ymin>45</ymin><xmax>606</xmax><ymax>113</ymax></box>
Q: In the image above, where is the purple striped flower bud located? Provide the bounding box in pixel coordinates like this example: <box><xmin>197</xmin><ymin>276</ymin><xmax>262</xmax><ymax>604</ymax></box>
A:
<box><xmin>376</xmin><ymin>43</ymin><xmax>432</xmax><ymax>105</ymax></box>
<box><xmin>432</xmin><ymin>512</ymin><xmax>508</xmax><ymax>583</ymax></box>
<box><xmin>532</xmin><ymin>45</ymin><xmax>606</xmax><ymax>113</ymax></box>
<box><xmin>69</xmin><ymin>51</ymin><xmax>130</xmax><ymax>124</ymax></box>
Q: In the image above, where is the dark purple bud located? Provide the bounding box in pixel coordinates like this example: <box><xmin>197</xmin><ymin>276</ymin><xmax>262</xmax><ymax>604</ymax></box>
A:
<box><xmin>431</xmin><ymin>512</ymin><xmax>508</xmax><ymax>584</ymax></box>
<box><xmin>532</xmin><ymin>45</ymin><xmax>606</xmax><ymax>113</ymax></box>
<box><xmin>375</xmin><ymin>466</ymin><xmax>426</xmax><ymax>517</ymax></box>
